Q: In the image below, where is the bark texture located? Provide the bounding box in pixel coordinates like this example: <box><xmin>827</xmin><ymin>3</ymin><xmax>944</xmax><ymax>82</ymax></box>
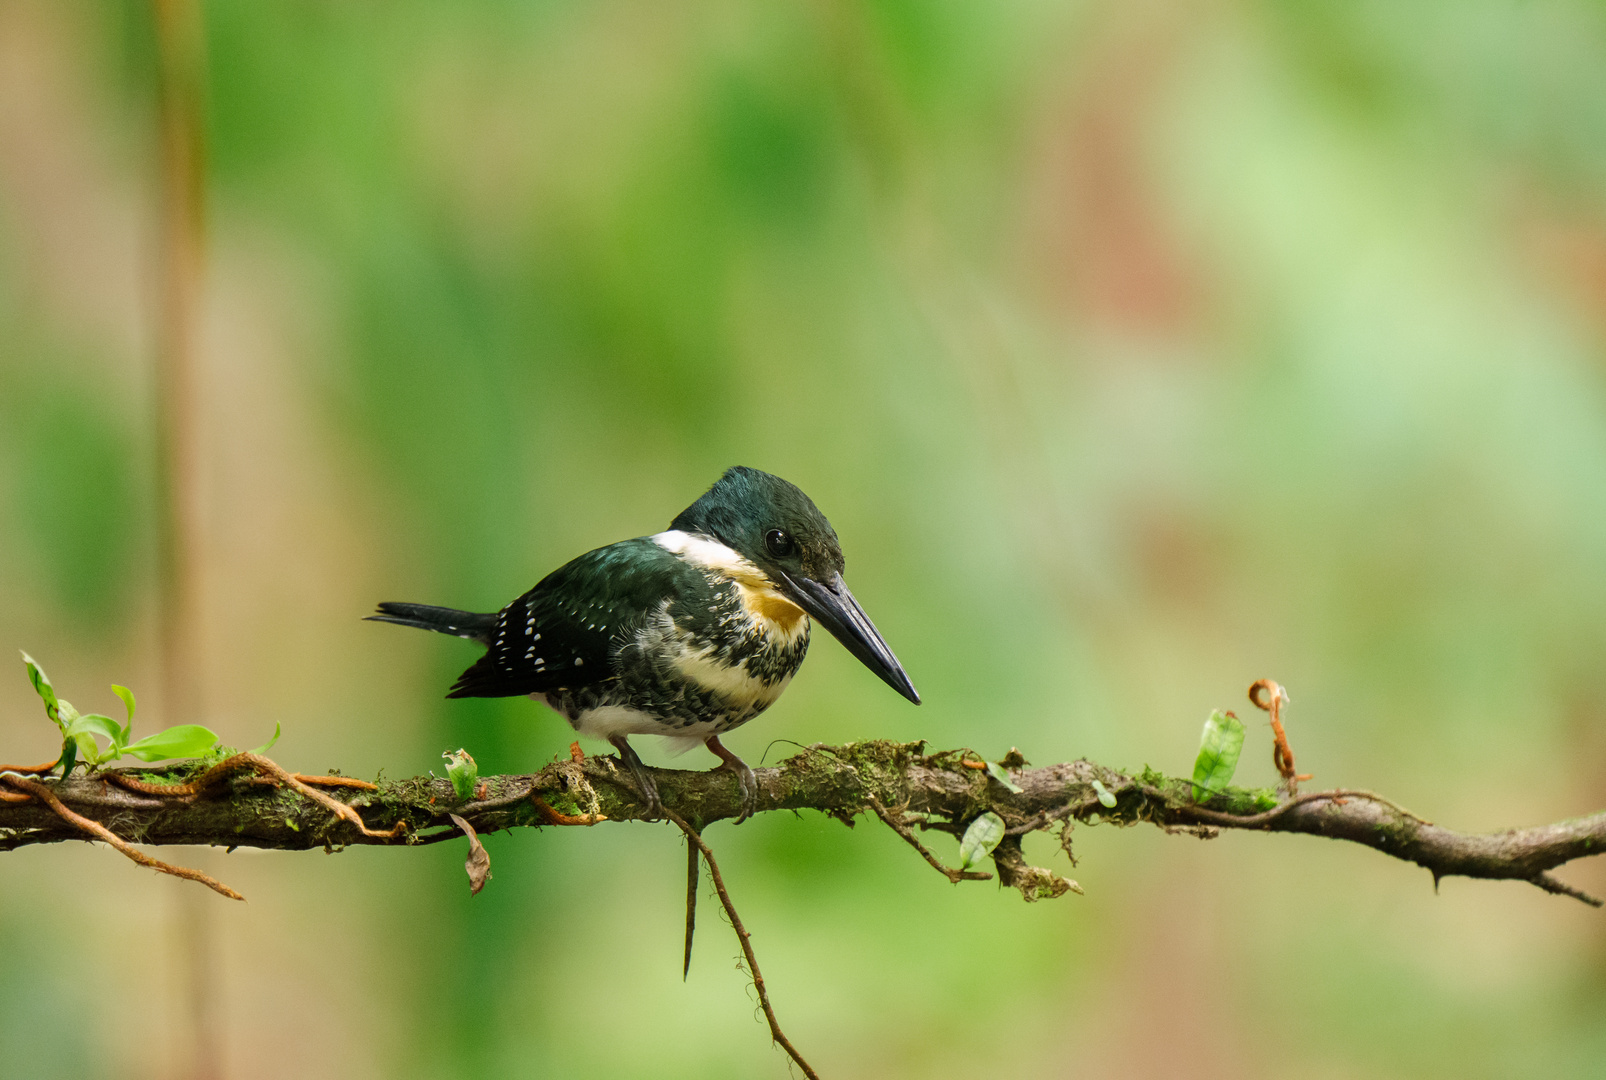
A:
<box><xmin>1</xmin><ymin>741</ymin><xmax>1602</xmax><ymax>904</ymax></box>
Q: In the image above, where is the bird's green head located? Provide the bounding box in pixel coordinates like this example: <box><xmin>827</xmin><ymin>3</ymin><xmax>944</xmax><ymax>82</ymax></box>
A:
<box><xmin>672</xmin><ymin>466</ymin><xmax>920</xmax><ymax>704</ymax></box>
<box><xmin>673</xmin><ymin>466</ymin><xmax>844</xmax><ymax>583</ymax></box>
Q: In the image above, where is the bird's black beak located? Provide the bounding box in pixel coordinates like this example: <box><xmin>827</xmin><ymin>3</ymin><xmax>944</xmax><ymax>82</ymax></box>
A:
<box><xmin>779</xmin><ymin>571</ymin><xmax>920</xmax><ymax>705</ymax></box>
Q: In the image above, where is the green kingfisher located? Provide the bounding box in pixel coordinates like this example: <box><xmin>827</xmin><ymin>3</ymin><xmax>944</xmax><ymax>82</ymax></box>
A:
<box><xmin>369</xmin><ymin>466</ymin><xmax>919</xmax><ymax>820</ymax></box>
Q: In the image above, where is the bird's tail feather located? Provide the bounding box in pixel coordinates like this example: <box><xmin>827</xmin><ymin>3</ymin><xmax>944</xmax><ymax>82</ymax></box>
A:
<box><xmin>367</xmin><ymin>602</ymin><xmax>497</xmax><ymax>644</ymax></box>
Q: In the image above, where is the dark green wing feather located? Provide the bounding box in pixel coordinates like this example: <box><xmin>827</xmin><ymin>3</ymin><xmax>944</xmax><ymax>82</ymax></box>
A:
<box><xmin>447</xmin><ymin>537</ymin><xmax>708</xmax><ymax>698</ymax></box>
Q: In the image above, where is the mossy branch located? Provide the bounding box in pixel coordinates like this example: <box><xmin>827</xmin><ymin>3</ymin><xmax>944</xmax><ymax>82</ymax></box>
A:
<box><xmin>1</xmin><ymin>739</ymin><xmax>1602</xmax><ymax>906</ymax></box>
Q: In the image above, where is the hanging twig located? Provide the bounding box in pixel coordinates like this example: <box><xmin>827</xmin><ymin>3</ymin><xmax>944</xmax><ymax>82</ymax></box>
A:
<box><xmin>0</xmin><ymin>774</ymin><xmax>242</xmax><ymax>900</ymax></box>
<box><xmin>661</xmin><ymin>808</ymin><xmax>820</xmax><ymax>1080</ymax></box>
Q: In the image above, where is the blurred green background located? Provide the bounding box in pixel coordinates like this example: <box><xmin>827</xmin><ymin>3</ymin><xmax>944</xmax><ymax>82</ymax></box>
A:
<box><xmin>5</xmin><ymin>0</ymin><xmax>1606</xmax><ymax>1076</ymax></box>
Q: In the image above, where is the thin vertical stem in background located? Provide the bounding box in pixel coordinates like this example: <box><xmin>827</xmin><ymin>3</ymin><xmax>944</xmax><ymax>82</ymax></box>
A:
<box><xmin>150</xmin><ymin>1</ymin><xmax>218</xmax><ymax>1078</ymax></box>
<box><xmin>150</xmin><ymin>0</ymin><xmax>206</xmax><ymax>730</ymax></box>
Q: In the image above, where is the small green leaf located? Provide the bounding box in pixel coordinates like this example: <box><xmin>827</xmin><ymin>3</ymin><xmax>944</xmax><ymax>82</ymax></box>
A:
<box><xmin>1090</xmin><ymin>779</ymin><xmax>1118</xmax><ymax>808</ymax></box>
<box><xmin>73</xmin><ymin>734</ymin><xmax>100</xmax><ymax>768</ymax></box>
<box><xmin>1191</xmin><ymin>709</ymin><xmax>1246</xmax><ymax>803</ymax></box>
<box><xmin>67</xmin><ymin>714</ymin><xmax>123</xmax><ymax>741</ymax></box>
<box><xmin>285</xmin><ymin>817</ymin><xmax>299</xmax><ymax>832</ymax></box>
<box><xmin>21</xmin><ymin>652</ymin><xmax>61</xmax><ymax>729</ymax></box>
<box><xmin>57</xmin><ymin>738</ymin><xmax>77</xmax><ymax>777</ymax></box>
<box><xmin>252</xmin><ymin>721</ymin><xmax>282</xmax><ymax>755</ymax></box>
<box><xmin>444</xmin><ymin>749</ymin><xmax>478</xmax><ymax>802</ymax></box>
<box><xmin>985</xmin><ymin>761</ymin><xmax>1024</xmax><ymax>794</ymax></box>
<box><xmin>110</xmin><ymin>685</ymin><xmax>136</xmax><ymax>743</ymax></box>
<box><xmin>122</xmin><ymin>724</ymin><xmax>220</xmax><ymax>762</ymax></box>
<box><xmin>65</xmin><ymin>714</ymin><xmax>125</xmax><ymax>766</ymax></box>
<box><xmin>957</xmin><ymin>811</ymin><xmax>1005</xmax><ymax>871</ymax></box>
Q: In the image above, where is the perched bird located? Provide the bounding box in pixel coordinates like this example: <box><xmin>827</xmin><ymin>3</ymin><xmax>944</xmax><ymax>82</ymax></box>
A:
<box><xmin>370</xmin><ymin>466</ymin><xmax>918</xmax><ymax>820</ymax></box>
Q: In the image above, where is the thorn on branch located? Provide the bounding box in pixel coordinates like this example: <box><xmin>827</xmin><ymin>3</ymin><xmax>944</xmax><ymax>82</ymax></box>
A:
<box><xmin>683</xmin><ymin>830</ymin><xmax>699</xmax><ymax>980</ymax></box>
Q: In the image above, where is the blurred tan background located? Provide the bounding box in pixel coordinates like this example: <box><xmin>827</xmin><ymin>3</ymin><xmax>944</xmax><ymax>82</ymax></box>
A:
<box><xmin>4</xmin><ymin>0</ymin><xmax>1606</xmax><ymax>1076</ymax></box>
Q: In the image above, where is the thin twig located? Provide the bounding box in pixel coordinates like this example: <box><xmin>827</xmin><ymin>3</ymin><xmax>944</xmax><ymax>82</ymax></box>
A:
<box><xmin>104</xmin><ymin>754</ymin><xmax>261</xmax><ymax>799</ymax></box>
<box><xmin>0</xmin><ymin>756</ymin><xmax>61</xmax><ymax>776</ymax></box>
<box><xmin>259</xmin><ymin>755</ymin><xmax>405</xmax><ymax>839</ymax></box>
<box><xmin>291</xmin><ymin>774</ymin><xmax>378</xmax><ymax>791</ymax></box>
<box><xmin>530</xmin><ymin>796</ymin><xmax>607</xmax><ymax>826</ymax></box>
<box><xmin>866</xmin><ymin>794</ymin><xmax>992</xmax><ymax>883</ymax></box>
<box><xmin>444</xmin><ymin>783</ymin><xmax>539</xmax><ymax>815</ymax></box>
<box><xmin>1</xmin><ymin>775</ymin><xmax>242</xmax><ymax>900</ymax></box>
<box><xmin>1006</xmin><ymin>799</ymin><xmax>1095</xmax><ymax>836</ymax></box>
<box><xmin>1166</xmin><ymin>788</ymin><xmax>1431</xmax><ymax>829</ymax></box>
<box><xmin>105</xmin><ymin>754</ymin><xmax>405</xmax><ymax>838</ymax></box>
<box><xmin>50</xmin><ymin>788</ymin><xmax>167</xmax><ymax>810</ymax></box>
<box><xmin>662</xmin><ymin>808</ymin><xmax>819</xmax><ymax>1080</ymax></box>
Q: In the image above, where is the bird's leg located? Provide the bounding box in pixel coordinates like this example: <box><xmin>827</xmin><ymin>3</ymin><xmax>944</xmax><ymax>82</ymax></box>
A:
<box><xmin>705</xmin><ymin>735</ymin><xmax>758</xmax><ymax>824</ymax></box>
<box><xmin>608</xmin><ymin>735</ymin><xmax>663</xmax><ymax>819</ymax></box>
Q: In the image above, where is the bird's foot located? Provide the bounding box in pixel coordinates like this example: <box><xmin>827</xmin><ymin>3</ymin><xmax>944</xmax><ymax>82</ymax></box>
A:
<box><xmin>732</xmin><ymin>764</ymin><xmax>758</xmax><ymax>824</ymax></box>
<box><xmin>637</xmin><ymin>780</ymin><xmax>665</xmax><ymax>821</ymax></box>
<box><xmin>705</xmin><ymin>736</ymin><xmax>758</xmax><ymax>824</ymax></box>
<box><xmin>608</xmin><ymin>735</ymin><xmax>663</xmax><ymax>820</ymax></box>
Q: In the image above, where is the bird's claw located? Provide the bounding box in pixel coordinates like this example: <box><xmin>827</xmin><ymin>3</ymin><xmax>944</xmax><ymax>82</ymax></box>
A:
<box><xmin>609</xmin><ymin>735</ymin><xmax>664</xmax><ymax>820</ymax></box>
<box><xmin>629</xmin><ymin>768</ymin><xmax>665</xmax><ymax>820</ymax></box>
<box><xmin>704</xmin><ymin>735</ymin><xmax>759</xmax><ymax>824</ymax></box>
<box><xmin>732</xmin><ymin>763</ymin><xmax>758</xmax><ymax>825</ymax></box>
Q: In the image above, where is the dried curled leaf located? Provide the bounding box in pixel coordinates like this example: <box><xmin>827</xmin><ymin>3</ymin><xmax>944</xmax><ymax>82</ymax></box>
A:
<box><xmin>449</xmin><ymin>814</ymin><xmax>492</xmax><ymax>895</ymax></box>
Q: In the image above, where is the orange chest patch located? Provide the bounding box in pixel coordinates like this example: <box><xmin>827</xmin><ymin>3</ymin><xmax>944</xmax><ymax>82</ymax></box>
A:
<box><xmin>746</xmin><ymin>589</ymin><xmax>806</xmax><ymax>631</ymax></box>
<box><xmin>726</xmin><ymin>571</ymin><xmax>806</xmax><ymax>634</ymax></box>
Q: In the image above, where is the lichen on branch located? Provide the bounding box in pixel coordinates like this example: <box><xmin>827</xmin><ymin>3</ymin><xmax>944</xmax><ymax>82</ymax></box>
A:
<box><xmin>2</xmin><ymin>738</ymin><xmax>1602</xmax><ymax>906</ymax></box>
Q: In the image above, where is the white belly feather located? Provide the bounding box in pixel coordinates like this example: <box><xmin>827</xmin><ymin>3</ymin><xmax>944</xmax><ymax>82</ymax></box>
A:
<box><xmin>529</xmin><ymin>530</ymin><xmax>809</xmax><ymax>752</ymax></box>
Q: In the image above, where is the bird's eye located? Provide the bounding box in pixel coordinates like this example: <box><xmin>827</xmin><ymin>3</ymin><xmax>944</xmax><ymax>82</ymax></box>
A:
<box><xmin>765</xmin><ymin>529</ymin><xmax>795</xmax><ymax>558</ymax></box>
